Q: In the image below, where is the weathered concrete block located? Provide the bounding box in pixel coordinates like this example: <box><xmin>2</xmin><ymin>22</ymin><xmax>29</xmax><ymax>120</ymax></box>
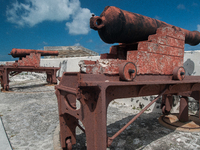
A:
<box><xmin>127</xmin><ymin>51</ymin><xmax>183</xmax><ymax>74</ymax></box>
<box><xmin>127</xmin><ymin>27</ymin><xmax>184</xmax><ymax>74</ymax></box>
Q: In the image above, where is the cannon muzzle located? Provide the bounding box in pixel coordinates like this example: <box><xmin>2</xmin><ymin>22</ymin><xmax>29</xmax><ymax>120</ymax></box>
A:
<box><xmin>9</xmin><ymin>48</ymin><xmax>59</xmax><ymax>58</ymax></box>
<box><xmin>90</xmin><ymin>6</ymin><xmax>200</xmax><ymax>46</ymax></box>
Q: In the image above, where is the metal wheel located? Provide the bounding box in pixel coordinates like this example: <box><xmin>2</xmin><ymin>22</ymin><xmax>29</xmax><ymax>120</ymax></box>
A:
<box><xmin>172</xmin><ymin>66</ymin><xmax>185</xmax><ymax>80</ymax></box>
<box><xmin>119</xmin><ymin>62</ymin><xmax>137</xmax><ymax>81</ymax></box>
<box><xmin>162</xmin><ymin>105</ymin><xmax>170</xmax><ymax>115</ymax></box>
<box><xmin>4</xmin><ymin>84</ymin><xmax>9</xmax><ymax>91</ymax></box>
<box><xmin>6</xmin><ymin>85</ymin><xmax>9</xmax><ymax>91</ymax></box>
<box><xmin>66</xmin><ymin>139</ymin><xmax>72</xmax><ymax>150</ymax></box>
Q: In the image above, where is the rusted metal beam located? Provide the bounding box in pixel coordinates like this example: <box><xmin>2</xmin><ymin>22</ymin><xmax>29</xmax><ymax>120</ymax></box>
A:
<box><xmin>179</xmin><ymin>96</ymin><xmax>189</xmax><ymax>122</ymax></box>
<box><xmin>0</xmin><ymin>66</ymin><xmax>60</xmax><ymax>91</ymax></box>
<box><xmin>161</xmin><ymin>94</ymin><xmax>173</xmax><ymax>115</ymax></box>
<box><xmin>56</xmin><ymin>72</ymin><xmax>200</xmax><ymax>149</ymax></box>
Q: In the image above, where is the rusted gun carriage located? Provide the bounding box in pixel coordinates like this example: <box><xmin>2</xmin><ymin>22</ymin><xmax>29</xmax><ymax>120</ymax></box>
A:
<box><xmin>55</xmin><ymin>6</ymin><xmax>200</xmax><ymax>150</ymax></box>
<box><xmin>0</xmin><ymin>48</ymin><xmax>60</xmax><ymax>91</ymax></box>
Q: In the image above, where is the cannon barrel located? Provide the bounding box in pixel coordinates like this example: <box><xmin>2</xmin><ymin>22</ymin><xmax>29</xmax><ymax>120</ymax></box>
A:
<box><xmin>90</xmin><ymin>6</ymin><xmax>200</xmax><ymax>46</ymax></box>
<box><xmin>9</xmin><ymin>48</ymin><xmax>59</xmax><ymax>58</ymax></box>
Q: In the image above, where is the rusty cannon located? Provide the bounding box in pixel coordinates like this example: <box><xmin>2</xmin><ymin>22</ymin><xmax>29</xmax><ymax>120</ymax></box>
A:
<box><xmin>90</xmin><ymin>6</ymin><xmax>200</xmax><ymax>46</ymax></box>
<box><xmin>8</xmin><ymin>48</ymin><xmax>59</xmax><ymax>67</ymax></box>
<box><xmin>9</xmin><ymin>48</ymin><xmax>59</xmax><ymax>58</ymax></box>
<box><xmin>0</xmin><ymin>48</ymin><xmax>60</xmax><ymax>91</ymax></box>
<box><xmin>55</xmin><ymin>6</ymin><xmax>200</xmax><ymax>150</ymax></box>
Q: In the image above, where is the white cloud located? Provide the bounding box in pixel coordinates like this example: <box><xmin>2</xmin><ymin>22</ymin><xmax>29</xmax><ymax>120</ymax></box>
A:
<box><xmin>177</xmin><ymin>4</ymin><xmax>186</xmax><ymax>10</ymax></box>
<box><xmin>197</xmin><ymin>24</ymin><xmax>200</xmax><ymax>32</ymax></box>
<box><xmin>6</xmin><ymin>0</ymin><xmax>92</xmax><ymax>35</ymax></box>
<box><xmin>66</xmin><ymin>8</ymin><xmax>92</xmax><ymax>35</ymax></box>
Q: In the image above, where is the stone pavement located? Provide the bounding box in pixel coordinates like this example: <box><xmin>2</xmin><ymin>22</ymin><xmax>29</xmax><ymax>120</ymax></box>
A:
<box><xmin>0</xmin><ymin>116</ymin><xmax>12</xmax><ymax>150</ymax></box>
<box><xmin>0</xmin><ymin>78</ymin><xmax>58</xmax><ymax>150</ymax></box>
<box><xmin>0</xmin><ymin>75</ymin><xmax>200</xmax><ymax>150</ymax></box>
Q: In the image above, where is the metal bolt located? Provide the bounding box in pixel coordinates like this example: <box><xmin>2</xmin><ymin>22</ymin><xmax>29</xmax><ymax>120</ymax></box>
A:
<box><xmin>128</xmin><ymin>69</ymin><xmax>135</xmax><ymax>74</ymax></box>
<box><xmin>180</xmin><ymin>72</ymin><xmax>185</xmax><ymax>76</ymax></box>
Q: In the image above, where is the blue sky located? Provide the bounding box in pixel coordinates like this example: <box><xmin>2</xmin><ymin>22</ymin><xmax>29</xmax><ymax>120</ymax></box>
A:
<box><xmin>1</xmin><ymin>0</ymin><xmax>200</xmax><ymax>61</ymax></box>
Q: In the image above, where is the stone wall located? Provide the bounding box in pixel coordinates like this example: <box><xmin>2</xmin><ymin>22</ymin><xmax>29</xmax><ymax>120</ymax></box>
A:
<box><xmin>44</xmin><ymin>46</ymin><xmax>99</xmax><ymax>58</ymax></box>
<box><xmin>40</xmin><ymin>56</ymin><xmax>100</xmax><ymax>77</ymax></box>
<box><xmin>184</xmin><ymin>50</ymin><xmax>200</xmax><ymax>76</ymax></box>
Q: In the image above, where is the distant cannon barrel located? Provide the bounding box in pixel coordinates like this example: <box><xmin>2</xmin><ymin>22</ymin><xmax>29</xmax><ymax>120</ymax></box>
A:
<box><xmin>90</xmin><ymin>6</ymin><xmax>200</xmax><ymax>46</ymax></box>
<box><xmin>9</xmin><ymin>48</ymin><xmax>59</xmax><ymax>58</ymax></box>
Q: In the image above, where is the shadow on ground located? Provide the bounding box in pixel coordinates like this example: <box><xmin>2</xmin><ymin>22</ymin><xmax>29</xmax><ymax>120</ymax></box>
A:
<box><xmin>70</xmin><ymin>110</ymin><xmax>174</xmax><ymax>150</ymax></box>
